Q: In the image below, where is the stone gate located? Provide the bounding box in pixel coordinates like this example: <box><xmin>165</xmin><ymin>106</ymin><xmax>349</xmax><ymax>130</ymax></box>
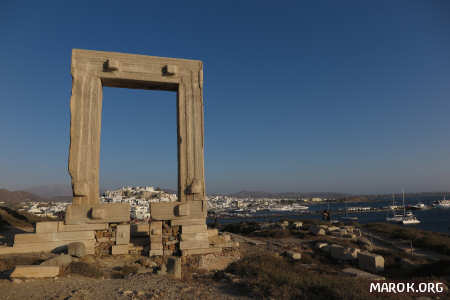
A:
<box><xmin>0</xmin><ymin>49</ymin><xmax>236</xmax><ymax>257</ymax></box>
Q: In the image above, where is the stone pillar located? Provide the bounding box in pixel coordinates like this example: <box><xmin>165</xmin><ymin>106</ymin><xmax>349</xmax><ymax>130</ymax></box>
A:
<box><xmin>68</xmin><ymin>72</ymin><xmax>102</xmax><ymax>206</ymax></box>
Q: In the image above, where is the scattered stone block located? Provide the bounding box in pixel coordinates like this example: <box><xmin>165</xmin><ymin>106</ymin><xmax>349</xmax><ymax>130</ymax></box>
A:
<box><xmin>164</xmin><ymin>249</ymin><xmax>174</xmax><ymax>256</ymax></box>
<box><xmin>59</xmin><ymin>223</ymin><xmax>108</xmax><ymax>232</ymax></box>
<box><xmin>181</xmin><ymin>225</ymin><xmax>207</xmax><ymax>234</ymax></box>
<box><xmin>280</xmin><ymin>220</ymin><xmax>289</xmax><ymax>228</ymax></box>
<box><xmin>68</xmin><ymin>242</ymin><xmax>86</xmax><ymax>258</ymax></box>
<box><xmin>338</xmin><ymin>229</ymin><xmax>348</xmax><ymax>237</ymax></box>
<box><xmin>138</xmin><ymin>257</ymin><xmax>157</xmax><ymax>268</ymax></box>
<box><xmin>176</xmin><ymin>203</ymin><xmax>190</xmax><ymax>216</ymax></box>
<box><xmin>91</xmin><ymin>203</ymin><xmax>130</xmax><ymax>222</ymax></box>
<box><xmin>170</xmin><ymin>219</ymin><xmax>205</xmax><ymax>226</ymax></box>
<box><xmin>150</xmin><ymin>235</ymin><xmax>162</xmax><ymax>243</ymax></box>
<box><xmin>0</xmin><ymin>240</ymin><xmax>95</xmax><ymax>255</ymax></box>
<box><xmin>357</xmin><ymin>237</ymin><xmax>374</xmax><ymax>251</ymax></box>
<box><xmin>315</xmin><ymin>242</ymin><xmax>328</xmax><ymax>250</ymax></box>
<box><xmin>179</xmin><ymin>240</ymin><xmax>209</xmax><ymax>250</ymax></box>
<box><xmin>65</xmin><ymin>203</ymin><xmax>130</xmax><ymax>224</ymax></box>
<box><xmin>36</xmin><ymin>222</ymin><xmax>59</xmax><ymax>233</ymax></box>
<box><xmin>343</xmin><ymin>226</ymin><xmax>355</xmax><ymax>232</ymax></box>
<box><xmin>167</xmin><ymin>256</ymin><xmax>182</xmax><ymax>279</ymax></box>
<box><xmin>149</xmin><ymin>249</ymin><xmax>163</xmax><ymax>256</ymax></box>
<box><xmin>150</xmin><ymin>221</ymin><xmax>162</xmax><ymax>235</ymax></box>
<box><xmin>222</xmin><ymin>233</ymin><xmax>231</xmax><ymax>242</ymax></box>
<box><xmin>330</xmin><ymin>231</ymin><xmax>341</xmax><ymax>237</ymax></box>
<box><xmin>157</xmin><ymin>263</ymin><xmax>167</xmax><ymax>275</ymax></box>
<box><xmin>309</xmin><ymin>225</ymin><xmax>325</xmax><ymax>236</ymax></box>
<box><xmin>14</xmin><ymin>231</ymin><xmax>95</xmax><ymax>244</ymax></box>
<box><xmin>40</xmin><ymin>254</ymin><xmax>72</xmax><ymax>268</ymax></box>
<box><xmin>150</xmin><ymin>201</ymin><xmax>204</xmax><ymax>220</ymax></box>
<box><xmin>292</xmin><ymin>222</ymin><xmax>303</xmax><ymax>229</ymax></box>
<box><xmin>11</xmin><ymin>265</ymin><xmax>60</xmax><ymax>278</ymax></box>
<box><xmin>149</xmin><ymin>242</ymin><xmax>163</xmax><ymax>250</ymax></box>
<box><xmin>181</xmin><ymin>232</ymin><xmax>209</xmax><ymax>241</ymax></box>
<box><xmin>343</xmin><ymin>233</ymin><xmax>356</xmax><ymax>239</ymax></box>
<box><xmin>181</xmin><ymin>247</ymin><xmax>222</xmax><ymax>256</ymax></box>
<box><xmin>112</xmin><ymin>244</ymin><xmax>129</xmax><ymax>255</ymax></box>
<box><xmin>330</xmin><ymin>245</ymin><xmax>360</xmax><ymax>261</ymax></box>
<box><xmin>358</xmin><ymin>252</ymin><xmax>384</xmax><ymax>273</ymax></box>
<box><xmin>327</xmin><ymin>226</ymin><xmax>339</xmax><ymax>232</ymax></box>
<box><xmin>284</xmin><ymin>251</ymin><xmax>301</xmax><ymax>260</ymax></box>
<box><xmin>115</xmin><ymin>224</ymin><xmax>130</xmax><ymax>245</ymax></box>
<box><xmin>207</xmin><ymin>229</ymin><xmax>219</xmax><ymax>237</ymax></box>
<box><xmin>199</xmin><ymin>254</ymin><xmax>239</xmax><ymax>271</ymax></box>
<box><xmin>131</xmin><ymin>224</ymin><xmax>150</xmax><ymax>237</ymax></box>
<box><xmin>321</xmin><ymin>245</ymin><xmax>331</xmax><ymax>253</ymax></box>
<box><xmin>330</xmin><ymin>244</ymin><xmax>344</xmax><ymax>256</ymax></box>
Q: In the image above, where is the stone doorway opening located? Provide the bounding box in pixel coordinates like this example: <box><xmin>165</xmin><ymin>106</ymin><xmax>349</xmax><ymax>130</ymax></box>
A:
<box><xmin>100</xmin><ymin>87</ymin><xmax>177</xmax><ymax>193</ymax></box>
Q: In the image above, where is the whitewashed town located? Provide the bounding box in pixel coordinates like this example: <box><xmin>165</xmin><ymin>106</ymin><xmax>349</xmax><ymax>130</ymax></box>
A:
<box><xmin>16</xmin><ymin>185</ymin><xmax>333</xmax><ymax>220</ymax></box>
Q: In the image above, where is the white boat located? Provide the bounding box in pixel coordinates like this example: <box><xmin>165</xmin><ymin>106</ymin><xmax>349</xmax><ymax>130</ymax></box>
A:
<box><xmin>401</xmin><ymin>214</ymin><xmax>421</xmax><ymax>224</ymax></box>
<box><xmin>269</xmin><ymin>206</ymin><xmax>293</xmax><ymax>212</ymax></box>
<box><xmin>434</xmin><ymin>195</ymin><xmax>450</xmax><ymax>208</ymax></box>
<box><xmin>292</xmin><ymin>204</ymin><xmax>309</xmax><ymax>210</ymax></box>
<box><xmin>386</xmin><ymin>194</ymin><xmax>402</xmax><ymax>222</ymax></box>
<box><xmin>409</xmin><ymin>202</ymin><xmax>428</xmax><ymax>210</ymax></box>
<box><xmin>436</xmin><ymin>200</ymin><xmax>450</xmax><ymax>208</ymax></box>
<box><xmin>386</xmin><ymin>214</ymin><xmax>404</xmax><ymax>222</ymax></box>
<box><xmin>387</xmin><ymin>189</ymin><xmax>421</xmax><ymax>225</ymax></box>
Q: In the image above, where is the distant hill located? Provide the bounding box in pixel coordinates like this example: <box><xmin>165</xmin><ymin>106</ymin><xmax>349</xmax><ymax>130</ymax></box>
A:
<box><xmin>50</xmin><ymin>195</ymin><xmax>73</xmax><ymax>203</ymax></box>
<box><xmin>24</xmin><ymin>184</ymin><xmax>72</xmax><ymax>198</ymax></box>
<box><xmin>227</xmin><ymin>190</ymin><xmax>349</xmax><ymax>199</ymax></box>
<box><xmin>0</xmin><ymin>189</ymin><xmax>45</xmax><ymax>204</ymax></box>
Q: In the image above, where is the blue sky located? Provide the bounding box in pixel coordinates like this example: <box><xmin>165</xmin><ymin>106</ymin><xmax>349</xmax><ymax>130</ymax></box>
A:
<box><xmin>0</xmin><ymin>0</ymin><xmax>449</xmax><ymax>194</ymax></box>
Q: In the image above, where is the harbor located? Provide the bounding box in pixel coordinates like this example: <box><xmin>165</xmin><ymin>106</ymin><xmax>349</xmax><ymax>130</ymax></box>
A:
<box><xmin>210</xmin><ymin>197</ymin><xmax>450</xmax><ymax>234</ymax></box>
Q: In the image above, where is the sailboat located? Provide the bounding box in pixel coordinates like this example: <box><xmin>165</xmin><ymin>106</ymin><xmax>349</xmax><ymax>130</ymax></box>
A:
<box><xmin>399</xmin><ymin>189</ymin><xmax>421</xmax><ymax>224</ymax></box>
<box><xmin>433</xmin><ymin>194</ymin><xmax>450</xmax><ymax>208</ymax></box>
<box><xmin>386</xmin><ymin>190</ymin><xmax>420</xmax><ymax>224</ymax></box>
<box><xmin>386</xmin><ymin>194</ymin><xmax>403</xmax><ymax>222</ymax></box>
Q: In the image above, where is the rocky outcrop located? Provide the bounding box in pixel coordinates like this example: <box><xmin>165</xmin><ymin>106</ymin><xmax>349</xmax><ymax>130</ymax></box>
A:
<box><xmin>309</xmin><ymin>225</ymin><xmax>325</xmax><ymax>236</ymax></box>
<box><xmin>358</xmin><ymin>252</ymin><xmax>384</xmax><ymax>273</ymax></box>
<box><xmin>330</xmin><ymin>244</ymin><xmax>360</xmax><ymax>261</ymax></box>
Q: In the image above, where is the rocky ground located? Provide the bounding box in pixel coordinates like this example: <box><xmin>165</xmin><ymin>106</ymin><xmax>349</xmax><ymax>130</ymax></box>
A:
<box><xmin>0</xmin><ymin>273</ymin><xmax>249</xmax><ymax>300</ymax></box>
<box><xmin>0</xmin><ymin>219</ymin><xmax>449</xmax><ymax>300</ymax></box>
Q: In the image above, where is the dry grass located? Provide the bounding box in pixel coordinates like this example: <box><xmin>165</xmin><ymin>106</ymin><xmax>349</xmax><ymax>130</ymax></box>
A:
<box><xmin>65</xmin><ymin>262</ymin><xmax>103</xmax><ymax>278</ymax></box>
<box><xmin>0</xmin><ymin>206</ymin><xmax>54</xmax><ymax>230</ymax></box>
<box><xmin>225</xmin><ymin>254</ymin><xmax>415</xmax><ymax>300</ymax></box>
<box><xmin>0</xmin><ymin>255</ymin><xmax>43</xmax><ymax>273</ymax></box>
<box><xmin>365</xmin><ymin>223</ymin><xmax>450</xmax><ymax>256</ymax></box>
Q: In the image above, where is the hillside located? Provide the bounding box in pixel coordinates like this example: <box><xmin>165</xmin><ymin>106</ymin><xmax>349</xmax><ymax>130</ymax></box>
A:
<box><xmin>0</xmin><ymin>189</ymin><xmax>45</xmax><ymax>204</ymax></box>
<box><xmin>0</xmin><ymin>206</ymin><xmax>35</xmax><ymax>231</ymax></box>
<box><xmin>227</xmin><ymin>190</ymin><xmax>349</xmax><ymax>199</ymax></box>
<box><xmin>24</xmin><ymin>183</ymin><xmax>72</xmax><ymax>198</ymax></box>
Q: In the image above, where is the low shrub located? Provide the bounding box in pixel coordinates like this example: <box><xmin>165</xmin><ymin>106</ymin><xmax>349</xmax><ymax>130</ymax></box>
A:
<box><xmin>365</xmin><ymin>223</ymin><xmax>450</xmax><ymax>256</ymax></box>
<box><xmin>226</xmin><ymin>254</ymin><xmax>412</xmax><ymax>300</ymax></box>
<box><xmin>250</xmin><ymin>229</ymin><xmax>290</xmax><ymax>238</ymax></box>
<box><xmin>65</xmin><ymin>262</ymin><xmax>103</xmax><ymax>278</ymax></box>
<box><xmin>222</xmin><ymin>222</ymin><xmax>261</xmax><ymax>235</ymax></box>
<box><xmin>0</xmin><ymin>255</ymin><xmax>43</xmax><ymax>272</ymax></box>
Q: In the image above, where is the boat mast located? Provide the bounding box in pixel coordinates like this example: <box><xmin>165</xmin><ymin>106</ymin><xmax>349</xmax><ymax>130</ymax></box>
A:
<box><xmin>402</xmin><ymin>188</ymin><xmax>406</xmax><ymax>216</ymax></box>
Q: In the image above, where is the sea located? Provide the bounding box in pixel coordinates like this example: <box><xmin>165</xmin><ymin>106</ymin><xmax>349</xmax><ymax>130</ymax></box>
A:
<box><xmin>212</xmin><ymin>197</ymin><xmax>450</xmax><ymax>234</ymax></box>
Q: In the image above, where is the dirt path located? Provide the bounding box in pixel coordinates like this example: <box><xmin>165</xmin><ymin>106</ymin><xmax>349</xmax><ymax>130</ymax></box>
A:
<box><xmin>0</xmin><ymin>273</ymin><xmax>249</xmax><ymax>300</ymax></box>
<box><xmin>362</xmin><ymin>229</ymin><xmax>450</xmax><ymax>261</ymax></box>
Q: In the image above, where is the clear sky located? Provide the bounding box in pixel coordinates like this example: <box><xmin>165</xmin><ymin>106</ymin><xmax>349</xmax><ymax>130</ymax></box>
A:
<box><xmin>1</xmin><ymin>0</ymin><xmax>449</xmax><ymax>194</ymax></box>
